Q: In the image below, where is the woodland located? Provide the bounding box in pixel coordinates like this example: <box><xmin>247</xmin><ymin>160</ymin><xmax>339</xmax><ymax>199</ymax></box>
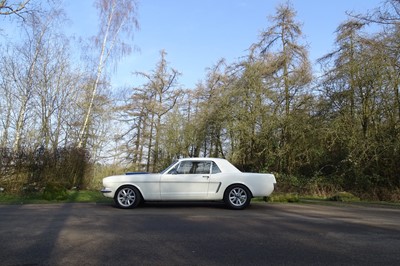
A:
<box><xmin>0</xmin><ymin>0</ymin><xmax>399</xmax><ymax>201</ymax></box>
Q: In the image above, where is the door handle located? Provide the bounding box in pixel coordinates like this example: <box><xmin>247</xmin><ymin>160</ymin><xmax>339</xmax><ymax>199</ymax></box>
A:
<box><xmin>202</xmin><ymin>175</ymin><xmax>210</xmax><ymax>179</ymax></box>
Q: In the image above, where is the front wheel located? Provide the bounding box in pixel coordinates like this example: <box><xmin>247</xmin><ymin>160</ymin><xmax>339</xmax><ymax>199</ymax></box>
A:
<box><xmin>224</xmin><ymin>185</ymin><xmax>251</xmax><ymax>210</ymax></box>
<box><xmin>114</xmin><ymin>186</ymin><xmax>142</xmax><ymax>209</ymax></box>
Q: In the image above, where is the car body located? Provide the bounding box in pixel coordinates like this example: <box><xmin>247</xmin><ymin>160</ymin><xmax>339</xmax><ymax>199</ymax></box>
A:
<box><xmin>101</xmin><ymin>158</ymin><xmax>276</xmax><ymax>210</ymax></box>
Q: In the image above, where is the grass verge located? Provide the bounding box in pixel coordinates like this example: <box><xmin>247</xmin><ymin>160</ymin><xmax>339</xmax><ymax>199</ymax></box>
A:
<box><xmin>0</xmin><ymin>190</ymin><xmax>113</xmax><ymax>205</ymax></box>
<box><xmin>254</xmin><ymin>192</ymin><xmax>400</xmax><ymax>208</ymax></box>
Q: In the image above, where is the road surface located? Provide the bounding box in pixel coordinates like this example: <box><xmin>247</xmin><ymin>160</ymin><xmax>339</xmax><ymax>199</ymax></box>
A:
<box><xmin>0</xmin><ymin>202</ymin><xmax>399</xmax><ymax>265</ymax></box>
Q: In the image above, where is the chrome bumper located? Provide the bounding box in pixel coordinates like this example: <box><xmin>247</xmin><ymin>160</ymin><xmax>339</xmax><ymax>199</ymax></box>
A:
<box><xmin>100</xmin><ymin>188</ymin><xmax>112</xmax><ymax>194</ymax></box>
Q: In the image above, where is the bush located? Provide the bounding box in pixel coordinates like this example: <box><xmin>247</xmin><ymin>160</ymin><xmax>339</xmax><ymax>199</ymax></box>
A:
<box><xmin>265</xmin><ymin>193</ymin><xmax>300</xmax><ymax>203</ymax></box>
<box><xmin>329</xmin><ymin>191</ymin><xmax>360</xmax><ymax>202</ymax></box>
<box><xmin>0</xmin><ymin>146</ymin><xmax>91</xmax><ymax>195</ymax></box>
<box><xmin>42</xmin><ymin>183</ymin><xmax>68</xmax><ymax>201</ymax></box>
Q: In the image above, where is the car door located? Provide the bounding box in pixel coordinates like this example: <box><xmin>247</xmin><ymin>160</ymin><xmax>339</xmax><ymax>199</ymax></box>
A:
<box><xmin>160</xmin><ymin>160</ymin><xmax>211</xmax><ymax>200</ymax></box>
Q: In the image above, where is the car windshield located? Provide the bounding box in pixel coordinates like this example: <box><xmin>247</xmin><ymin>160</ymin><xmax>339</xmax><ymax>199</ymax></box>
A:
<box><xmin>159</xmin><ymin>161</ymin><xmax>178</xmax><ymax>174</ymax></box>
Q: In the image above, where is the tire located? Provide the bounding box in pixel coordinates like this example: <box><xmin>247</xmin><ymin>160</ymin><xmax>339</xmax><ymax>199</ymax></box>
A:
<box><xmin>114</xmin><ymin>186</ymin><xmax>142</xmax><ymax>209</ymax></box>
<box><xmin>224</xmin><ymin>184</ymin><xmax>251</xmax><ymax>210</ymax></box>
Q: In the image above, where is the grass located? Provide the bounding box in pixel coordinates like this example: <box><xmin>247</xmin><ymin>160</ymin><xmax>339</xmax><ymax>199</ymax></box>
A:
<box><xmin>0</xmin><ymin>190</ymin><xmax>113</xmax><ymax>205</ymax></box>
<box><xmin>264</xmin><ymin>193</ymin><xmax>300</xmax><ymax>203</ymax></box>
<box><xmin>254</xmin><ymin>192</ymin><xmax>400</xmax><ymax>208</ymax></box>
<box><xmin>66</xmin><ymin>190</ymin><xmax>113</xmax><ymax>203</ymax></box>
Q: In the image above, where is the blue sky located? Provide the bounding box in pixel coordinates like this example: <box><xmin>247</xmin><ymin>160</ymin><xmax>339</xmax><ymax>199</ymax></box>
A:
<box><xmin>66</xmin><ymin>0</ymin><xmax>382</xmax><ymax>89</ymax></box>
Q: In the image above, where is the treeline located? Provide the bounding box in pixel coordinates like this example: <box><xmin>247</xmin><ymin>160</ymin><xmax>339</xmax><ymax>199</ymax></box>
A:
<box><xmin>117</xmin><ymin>2</ymin><xmax>400</xmax><ymax>200</ymax></box>
<box><xmin>0</xmin><ymin>0</ymin><xmax>137</xmax><ymax>194</ymax></box>
<box><xmin>1</xmin><ymin>1</ymin><xmax>399</xmax><ymax>200</ymax></box>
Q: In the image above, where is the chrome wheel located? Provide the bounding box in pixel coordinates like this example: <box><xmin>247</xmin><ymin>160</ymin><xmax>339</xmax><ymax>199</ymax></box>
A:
<box><xmin>224</xmin><ymin>185</ymin><xmax>251</xmax><ymax>210</ymax></box>
<box><xmin>115</xmin><ymin>186</ymin><xmax>141</xmax><ymax>209</ymax></box>
<box><xmin>229</xmin><ymin>187</ymin><xmax>247</xmax><ymax>207</ymax></box>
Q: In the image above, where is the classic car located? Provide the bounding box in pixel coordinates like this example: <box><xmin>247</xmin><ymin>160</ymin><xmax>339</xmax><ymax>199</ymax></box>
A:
<box><xmin>101</xmin><ymin>158</ymin><xmax>276</xmax><ymax>210</ymax></box>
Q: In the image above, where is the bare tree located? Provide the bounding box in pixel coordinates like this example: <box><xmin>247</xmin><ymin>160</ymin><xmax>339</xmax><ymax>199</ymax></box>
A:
<box><xmin>134</xmin><ymin>50</ymin><xmax>181</xmax><ymax>171</ymax></box>
<box><xmin>350</xmin><ymin>0</ymin><xmax>400</xmax><ymax>25</ymax></box>
<box><xmin>78</xmin><ymin>0</ymin><xmax>139</xmax><ymax>148</ymax></box>
<box><xmin>115</xmin><ymin>86</ymin><xmax>152</xmax><ymax>169</ymax></box>
<box><xmin>251</xmin><ymin>2</ymin><xmax>311</xmax><ymax>116</ymax></box>
<box><xmin>8</xmin><ymin>6</ymin><xmax>67</xmax><ymax>152</ymax></box>
<box><xmin>0</xmin><ymin>0</ymin><xmax>30</xmax><ymax>18</ymax></box>
<box><xmin>249</xmin><ymin>2</ymin><xmax>312</xmax><ymax>174</ymax></box>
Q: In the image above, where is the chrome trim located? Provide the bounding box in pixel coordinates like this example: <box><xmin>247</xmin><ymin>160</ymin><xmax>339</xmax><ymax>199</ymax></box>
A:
<box><xmin>215</xmin><ymin>182</ymin><xmax>222</xmax><ymax>193</ymax></box>
<box><xmin>101</xmin><ymin>188</ymin><xmax>112</xmax><ymax>194</ymax></box>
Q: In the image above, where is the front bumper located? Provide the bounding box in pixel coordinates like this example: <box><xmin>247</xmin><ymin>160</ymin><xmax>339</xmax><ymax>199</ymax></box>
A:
<box><xmin>101</xmin><ymin>188</ymin><xmax>112</xmax><ymax>194</ymax></box>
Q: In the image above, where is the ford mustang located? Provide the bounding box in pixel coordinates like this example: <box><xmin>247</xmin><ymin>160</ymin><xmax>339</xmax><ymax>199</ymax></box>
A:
<box><xmin>101</xmin><ymin>158</ymin><xmax>276</xmax><ymax>210</ymax></box>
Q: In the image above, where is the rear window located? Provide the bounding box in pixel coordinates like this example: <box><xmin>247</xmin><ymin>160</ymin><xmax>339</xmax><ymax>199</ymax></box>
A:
<box><xmin>212</xmin><ymin>162</ymin><xmax>221</xmax><ymax>174</ymax></box>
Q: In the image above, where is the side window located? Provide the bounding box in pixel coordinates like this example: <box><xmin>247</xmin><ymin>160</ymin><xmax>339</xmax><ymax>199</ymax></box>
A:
<box><xmin>212</xmin><ymin>162</ymin><xmax>221</xmax><ymax>174</ymax></box>
<box><xmin>172</xmin><ymin>161</ymin><xmax>212</xmax><ymax>174</ymax></box>
<box><xmin>176</xmin><ymin>161</ymin><xmax>192</xmax><ymax>174</ymax></box>
<box><xmin>167</xmin><ymin>164</ymin><xmax>178</xmax><ymax>174</ymax></box>
<box><xmin>195</xmin><ymin>162</ymin><xmax>211</xmax><ymax>174</ymax></box>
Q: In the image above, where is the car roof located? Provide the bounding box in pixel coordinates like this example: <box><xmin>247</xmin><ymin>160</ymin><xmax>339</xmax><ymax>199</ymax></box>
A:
<box><xmin>178</xmin><ymin>157</ymin><xmax>224</xmax><ymax>161</ymax></box>
<box><xmin>177</xmin><ymin>158</ymin><xmax>241</xmax><ymax>173</ymax></box>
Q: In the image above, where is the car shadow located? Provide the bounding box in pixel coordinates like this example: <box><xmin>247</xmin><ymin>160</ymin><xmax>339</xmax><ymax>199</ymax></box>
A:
<box><xmin>139</xmin><ymin>201</ymin><xmax>228</xmax><ymax>209</ymax></box>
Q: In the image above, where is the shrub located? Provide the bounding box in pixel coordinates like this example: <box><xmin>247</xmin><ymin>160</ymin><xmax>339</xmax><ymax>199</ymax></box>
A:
<box><xmin>329</xmin><ymin>191</ymin><xmax>360</xmax><ymax>202</ymax></box>
<box><xmin>265</xmin><ymin>193</ymin><xmax>300</xmax><ymax>203</ymax></box>
<box><xmin>0</xmin><ymin>146</ymin><xmax>91</xmax><ymax>195</ymax></box>
<box><xmin>42</xmin><ymin>183</ymin><xmax>68</xmax><ymax>201</ymax></box>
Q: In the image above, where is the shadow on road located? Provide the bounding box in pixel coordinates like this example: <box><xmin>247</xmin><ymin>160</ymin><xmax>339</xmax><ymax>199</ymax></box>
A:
<box><xmin>1</xmin><ymin>202</ymin><xmax>399</xmax><ymax>265</ymax></box>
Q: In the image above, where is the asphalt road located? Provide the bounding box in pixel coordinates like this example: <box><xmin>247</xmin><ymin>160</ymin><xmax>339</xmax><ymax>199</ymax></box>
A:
<box><xmin>0</xmin><ymin>201</ymin><xmax>399</xmax><ymax>266</ymax></box>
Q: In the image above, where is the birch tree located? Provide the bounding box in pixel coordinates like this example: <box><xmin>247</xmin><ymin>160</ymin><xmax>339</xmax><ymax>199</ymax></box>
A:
<box><xmin>78</xmin><ymin>0</ymin><xmax>139</xmax><ymax>148</ymax></box>
<box><xmin>0</xmin><ymin>0</ymin><xmax>30</xmax><ymax>18</ymax></box>
<box><xmin>7</xmin><ymin>9</ymin><xmax>55</xmax><ymax>152</ymax></box>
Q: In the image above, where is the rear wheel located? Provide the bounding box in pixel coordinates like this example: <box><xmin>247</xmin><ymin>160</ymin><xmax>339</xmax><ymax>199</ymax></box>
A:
<box><xmin>224</xmin><ymin>185</ymin><xmax>251</xmax><ymax>210</ymax></box>
<box><xmin>114</xmin><ymin>186</ymin><xmax>141</xmax><ymax>209</ymax></box>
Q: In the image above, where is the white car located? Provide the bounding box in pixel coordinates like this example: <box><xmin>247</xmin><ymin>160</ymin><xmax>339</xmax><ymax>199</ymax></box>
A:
<box><xmin>101</xmin><ymin>158</ymin><xmax>276</xmax><ymax>210</ymax></box>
